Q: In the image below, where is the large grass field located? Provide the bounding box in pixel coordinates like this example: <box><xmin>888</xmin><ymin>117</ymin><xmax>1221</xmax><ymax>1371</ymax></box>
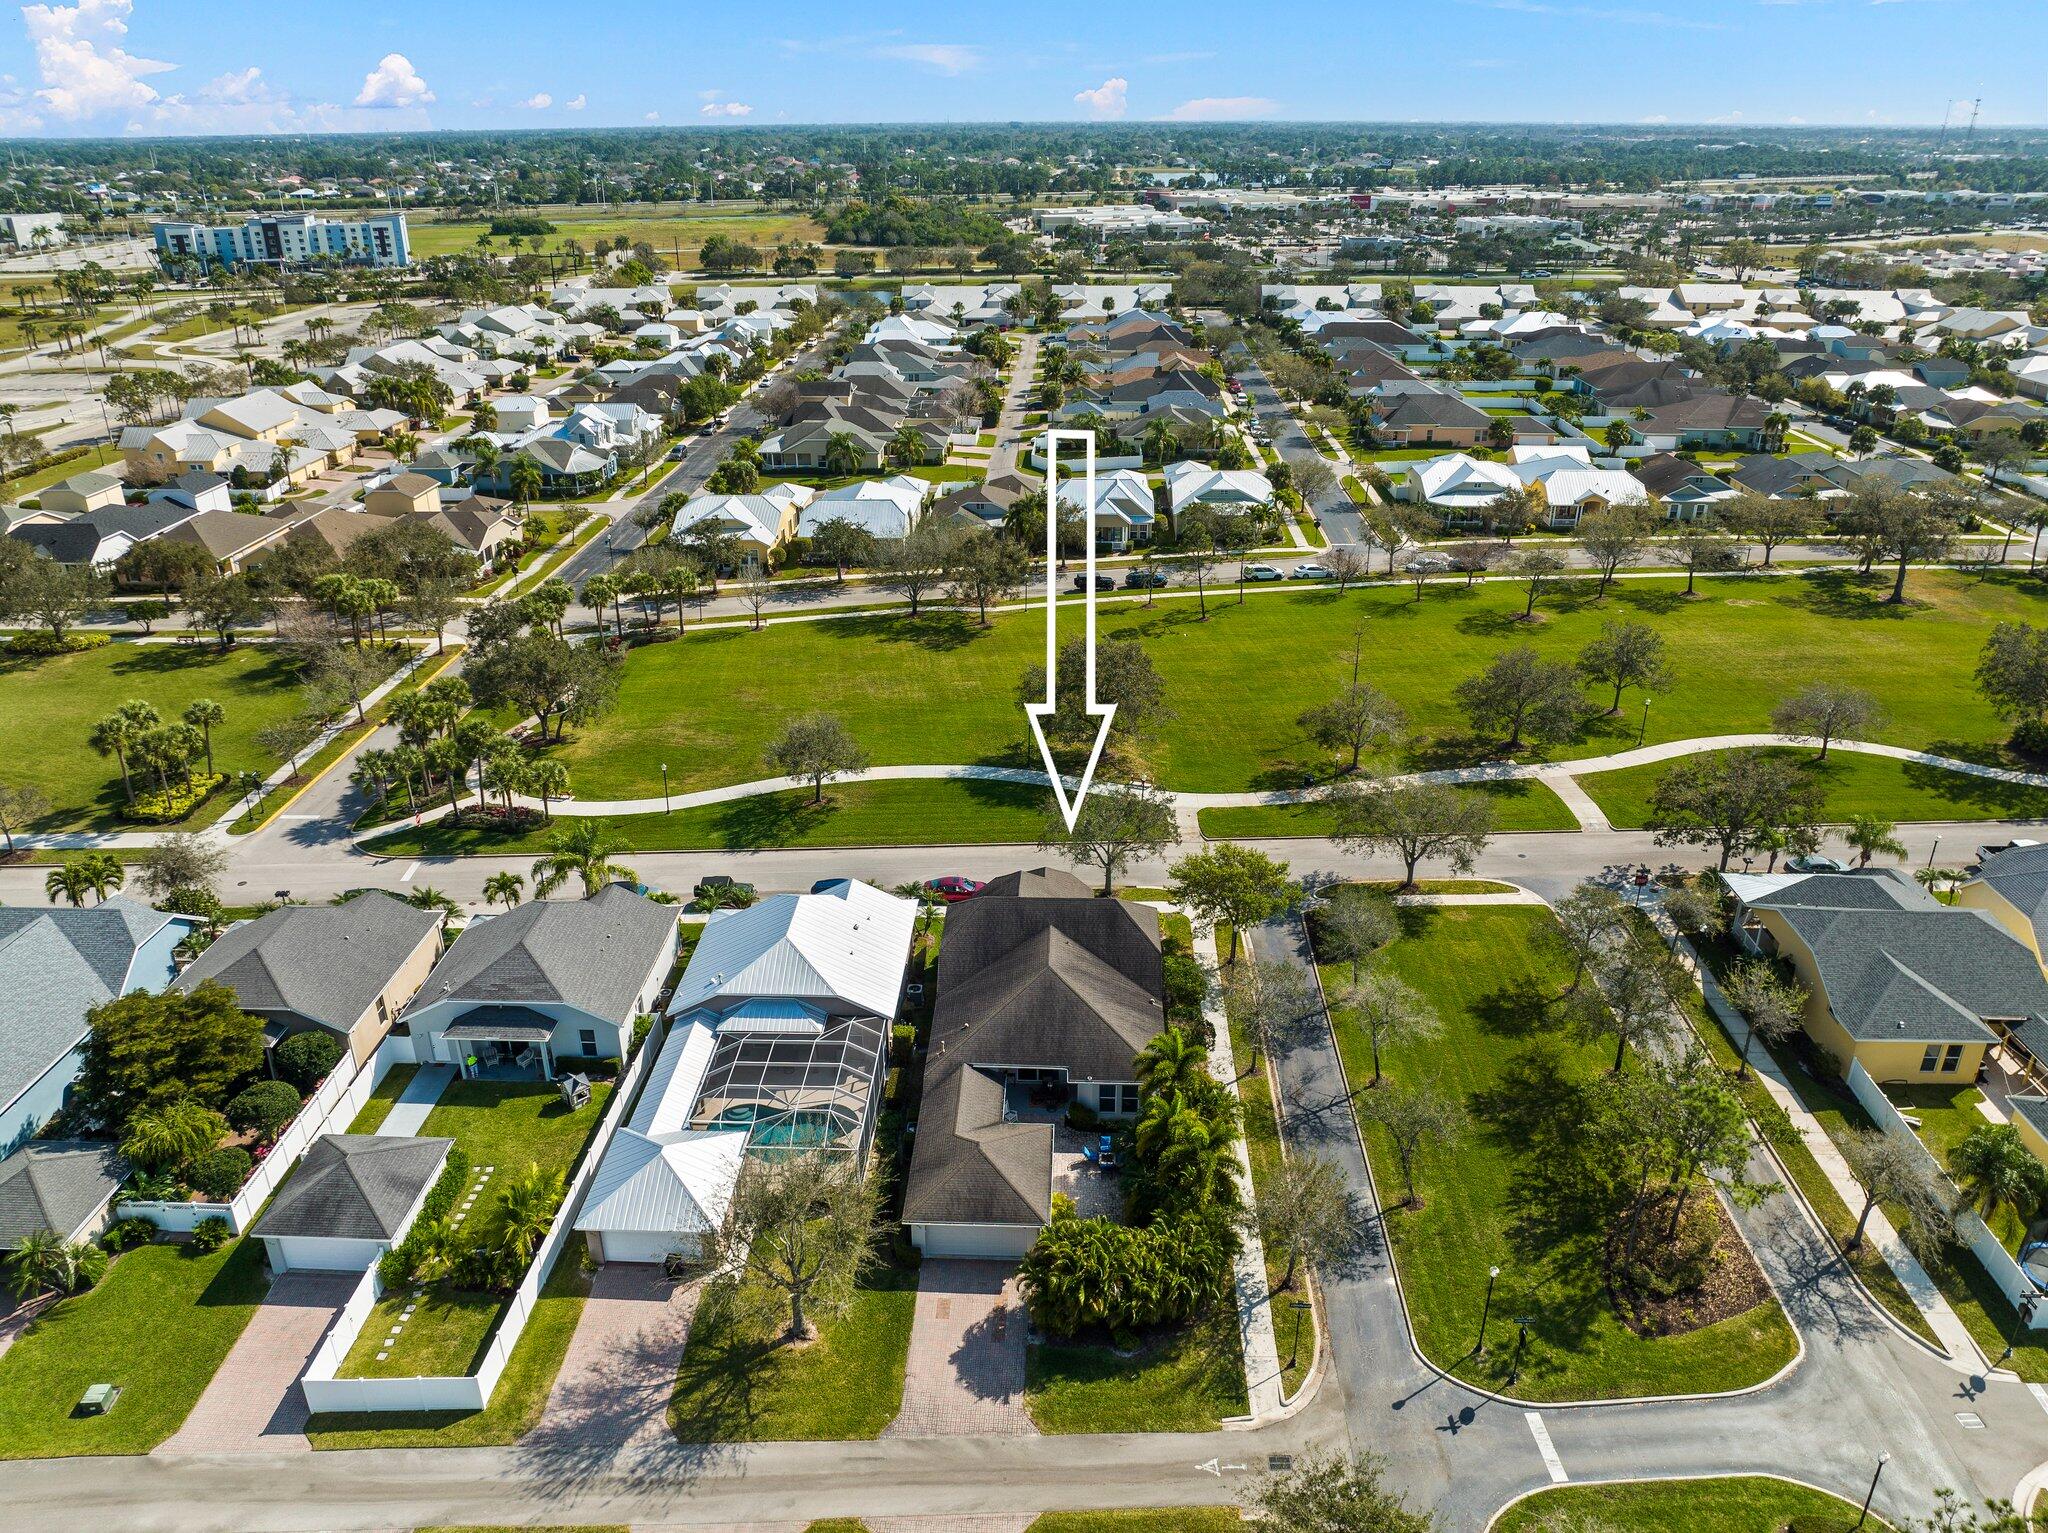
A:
<box><xmin>1493</xmin><ymin>1475</ymin><xmax>1890</xmax><ymax>1532</ymax></box>
<box><xmin>0</xmin><ymin>640</ymin><xmax>326</xmax><ymax>832</ymax></box>
<box><xmin>365</xmin><ymin>778</ymin><xmax>1053</xmax><ymax>856</ymax></box>
<box><xmin>0</xmin><ymin>1236</ymin><xmax>269</xmax><ymax>1458</ymax></box>
<box><xmin>407</xmin><ymin>209</ymin><xmax>826</xmax><ymax>264</ymax></box>
<box><xmin>1198</xmin><ymin>778</ymin><xmax>1578</xmax><ymax>840</ymax></box>
<box><xmin>1578</xmin><ymin>747</ymin><xmax>2048</xmax><ymax>829</ymax></box>
<box><xmin>668</xmin><ymin>1263</ymin><xmax>917</xmax><ymax>1442</ymax></box>
<box><xmin>536</xmin><ymin>572</ymin><xmax>2048</xmax><ymax>801</ymax></box>
<box><xmin>1320</xmin><ymin>903</ymin><xmax>1798</xmax><ymax>1400</ymax></box>
<box><xmin>340</xmin><ymin>1080</ymin><xmax>611</xmax><ymax>1380</ymax></box>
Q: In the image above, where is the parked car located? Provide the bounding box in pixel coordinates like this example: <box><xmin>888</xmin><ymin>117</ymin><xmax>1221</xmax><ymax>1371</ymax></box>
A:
<box><xmin>1785</xmin><ymin>854</ymin><xmax>1847</xmax><ymax>874</ymax></box>
<box><xmin>925</xmin><ymin>876</ymin><xmax>985</xmax><ymax>903</ymax></box>
<box><xmin>1243</xmin><ymin>563</ymin><xmax>1284</xmax><ymax>581</ymax></box>
<box><xmin>1124</xmin><ymin>567</ymin><xmax>1171</xmax><ymax>589</ymax></box>
<box><xmin>1072</xmin><ymin>572</ymin><xmax>1116</xmax><ymax>592</ymax></box>
<box><xmin>667</xmin><ymin>443</ymin><xmax>689</xmax><ymax>462</ymax></box>
<box><xmin>1290</xmin><ymin>563</ymin><xmax>1332</xmax><ymax>581</ymax></box>
<box><xmin>1404</xmin><ymin>551</ymin><xmax>1453</xmax><ymax>574</ymax></box>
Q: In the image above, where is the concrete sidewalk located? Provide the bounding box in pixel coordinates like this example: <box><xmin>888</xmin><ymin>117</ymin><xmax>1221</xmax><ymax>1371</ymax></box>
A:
<box><xmin>376</xmin><ymin>1063</ymin><xmax>454</xmax><ymax>1135</ymax></box>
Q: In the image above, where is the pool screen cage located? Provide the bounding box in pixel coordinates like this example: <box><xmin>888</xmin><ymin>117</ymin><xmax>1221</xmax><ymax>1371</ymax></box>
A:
<box><xmin>686</xmin><ymin>1015</ymin><xmax>887</xmax><ymax>1163</ymax></box>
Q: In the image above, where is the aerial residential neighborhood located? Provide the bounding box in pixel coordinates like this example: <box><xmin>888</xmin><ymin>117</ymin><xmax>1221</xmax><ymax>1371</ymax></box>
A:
<box><xmin>4</xmin><ymin>7</ymin><xmax>2048</xmax><ymax>1533</ymax></box>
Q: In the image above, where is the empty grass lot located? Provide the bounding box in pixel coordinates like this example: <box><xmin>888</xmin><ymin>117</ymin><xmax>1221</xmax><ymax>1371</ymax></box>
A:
<box><xmin>0</xmin><ymin>1237</ymin><xmax>269</xmax><ymax>1458</ymax></box>
<box><xmin>406</xmin><ymin>209</ymin><xmax>826</xmax><ymax>263</ymax></box>
<box><xmin>0</xmin><ymin>640</ymin><xmax>318</xmax><ymax>831</ymax></box>
<box><xmin>1576</xmin><ymin>747</ymin><xmax>2048</xmax><ymax>829</ymax></box>
<box><xmin>1024</xmin><ymin>1306</ymin><xmax>1248</xmax><ymax>1433</ymax></box>
<box><xmin>668</xmin><ymin>1264</ymin><xmax>917</xmax><ymax>1442</ymax></box>
<box><xmin>364</xmin><ymin>778</ymin><xmax>1052</xmax><ymax>857</ymax></box>
<box><xmin>1198</xmin><ymin>778</ymin><xmax>1578</xmax><ymax>840</ymax></box>
<box><xmin>339</xmin><ymin>1080</ymin><xmax>611</xmax><ymax>1380</ymax></box>
<box><xmin>1492</xmin><ymin>1475</ymin><xmax>1891</xmax><ymax>1532</ymax></box>
<box><xmin>537</xmin><ymin>572</ymin><xmax>2048</xmax><ymax>801</ymax></box>
<box><xmin>1324</xmin><ymin>903</ymin><xmax>1797</xmax><ymax>1400</ymax></box>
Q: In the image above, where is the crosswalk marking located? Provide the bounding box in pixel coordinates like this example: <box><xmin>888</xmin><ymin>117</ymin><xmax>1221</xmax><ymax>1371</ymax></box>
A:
<box><xmin>399</xmin><ymin>861</ymin><xmax>419</xmax><ymax>883</ymax></box>
<box><xmin>2028</xmin><ymin>1382</ymin><xmax>2048</xmax><ymax>1417</ymax></box>
<box><xmin>1525</xmin><ymin>1411</ymin><xmax>1568</xmax><ymax>1483</ymax></box>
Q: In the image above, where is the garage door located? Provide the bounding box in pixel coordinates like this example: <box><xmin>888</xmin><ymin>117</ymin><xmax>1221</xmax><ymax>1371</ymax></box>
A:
<box><xmin>913</xmin><ymin>1223</ymin><xmax>1038</xmax><ymax>1260</ymax></box>
<box><xmin>263</xmin><ymin>1234</ymin><xmax>383</xmax><ymax>1273</ymax></box>
<box><xmin>597</xmin><ymin>1231</ymin><xmax>702</xmax><ymax>1265</ymax></box>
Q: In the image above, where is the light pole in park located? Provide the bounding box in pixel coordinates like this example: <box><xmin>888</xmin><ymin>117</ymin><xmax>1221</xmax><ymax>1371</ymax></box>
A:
<box><xmin>1476</xmin><ymin>1265</ymin><xmax>1501</xmax><ymax>1357</ymax></box>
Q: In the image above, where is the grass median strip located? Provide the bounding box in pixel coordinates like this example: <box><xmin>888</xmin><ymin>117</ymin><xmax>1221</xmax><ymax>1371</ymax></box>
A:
<box><xmin>1197</xmin><ymin>777</ymin><xmax>1578</xmax><ymax>841</ymax></box>
<box><xmin>1493</xmin><ymin>1476</ymin><xmax>1892</xmax><ymax>1532</ymax></box>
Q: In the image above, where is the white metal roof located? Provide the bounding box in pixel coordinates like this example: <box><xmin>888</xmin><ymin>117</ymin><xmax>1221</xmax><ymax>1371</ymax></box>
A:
<box><xmin>665</xmin><ymin>879</ymin><xmax>916</xmax><ymax>1021</ymax></box>
<box><xmin>573</xmin><ymin>1125</ymin><xmax>746</xmax><ymax>1238</ymax></box>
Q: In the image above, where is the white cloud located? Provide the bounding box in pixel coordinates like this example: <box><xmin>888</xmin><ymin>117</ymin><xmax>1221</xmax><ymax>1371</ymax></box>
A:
<box><xmin>1638</xmin><ymin>113</ymin><xmax>1670</xmax><ymax>123</ymax></box>
<box><xmin>23</xmin><ymin>0</ymin><xmax>171</xmax><ymax>119</ymax></box>
<box><xmin>1164</xmin><ymin>95</ymin><xmax>1277</xmax><ymax>120</ymax></box>
<box><xmin>699</xmin><ymin>97</ymin><xmax>753</xmax><ymax>117</ymax></box>
<box><xmin>643</xmin><ymin>110</ymin><xmax>659</xmax><ymax>121</ymax></box>
<box><xmin>354</xmin><ymin>52</ymin><xmax>433</xmax><ymax>109</ymax></box>
<box><xmin>521</xmin><ymin>92</ymin><xmax>552</xmax><ymax>110</ymax></box>
<box><xmin>1074</xmin><ymin>76</ymin><xmax>1128</xmax><ymax>119</ymax></box>
<box><xmin>565</xmin><ymin>93</ymin><xmax>586</xmax><ymax>111</ymax></box>
<box><xmin>874</xmin><ymin>42</ymin><xmax>983</xmax><ymax>74</ymax></box>
<box><xmin>198</xmin><ymin>67</ymin><xmax>266</xmax><ymax>105</ymax></box>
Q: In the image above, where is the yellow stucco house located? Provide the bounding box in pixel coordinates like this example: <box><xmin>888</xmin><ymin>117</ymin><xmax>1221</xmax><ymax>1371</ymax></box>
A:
<box><xmin>1725</xmin><ymin>869</ymin><xmax>2048</xmax><ymax>1085</ymax></box>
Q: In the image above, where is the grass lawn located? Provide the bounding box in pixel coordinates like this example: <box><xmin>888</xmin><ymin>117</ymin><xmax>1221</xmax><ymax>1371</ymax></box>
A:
<box><xmin>536</xmin><ymin>572</ymin><xmax>2048</xmax><ymax>800</ymax></box>
<box><xmin>364</xmin><ymin>778</ymin><xmax>1053</xmax><ymax>857</ymax></box>
<box><xmin>1327</xmin><ymin>905</ymin><xmax>1798</xmax><ymax>1400</ymax></box>
<box><xmin>1229</xmin><ymin>990</ymin><xmax>1316</xmax><ymax>1398</ymax></box>
<box><xmin>407</xmin><ymin>210</ymin><xmax>826</xmax><ymax>263</ymax></box>
<box><xmin>306</xmin><ymin>1258</ymin><xmax>590</xmax><ymax>1448</ymax></box>
<box><xmin>0</xmin><ymin>639</ymin><xmax>318</xmax><ymax>832</ymax></box>
<box><xmin>668</xmin><ymin>1262</ymin><xmax>918</xmax><ymax>1442</ymax></box>
<box><xmin>1881</xmin><ymin>1082</ymin><xmax>2025</xmax><ymax>1251</ymax></box>
<box><xmin>1577</xmin><ymin>747</ymin><xmax>2048</xmax><ymax>829</ymax></box>
<box><xmin>0</xmin><ymin>1237</ymin><xmax>269</xmax><ymax>1458</ymax></box>
<box><xmin>1</xmin><ymin>442</ymin><xmax>120</xmax><ymax>500</ymax></box>
<box><xmin>1494</xmin><ymin>1476</ymin><xmax>1890</xmax><ymax>1532</ymax></box>
<box><xmin>1024</xmin><ymin>1307</ymin><xmax>1248</xmax><ymax>1433</ymax></box>
<box><xmin>339</xmin><ymin>1080</ymin><xmax>612</xmax><ymax>1380</ymax></box>
<box><xmin>1197</xmin><ymin>778</ymin><xmax>1577</xmax><ymax>841</ymax></box>
<box><xmin>1030</xmin><ymin>1514</ymin><xmax>1239</xmax><ymax>1532</ymax></box>
<box><xmin>345</xmin><ymin>1064</ymin><xmax>418</xmax><ymax>1133</ymax></box>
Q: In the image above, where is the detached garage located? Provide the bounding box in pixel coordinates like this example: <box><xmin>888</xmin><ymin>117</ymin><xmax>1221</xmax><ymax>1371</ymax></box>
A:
<box><xmin>251</xmin><ymin>1133</ymin><xmax>452</xmax><ymax>1274</ymax></box>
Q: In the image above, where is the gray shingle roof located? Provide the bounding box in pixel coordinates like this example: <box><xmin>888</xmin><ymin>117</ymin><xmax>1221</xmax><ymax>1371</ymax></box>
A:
<box><xmin>173</xmin><ymin>891</ymin><xmax>438</xmax><ymax>1036</ymax></box>
<box><xmin>2007</xmin><ymin>1094</ymin><xmax>2048</xmax><ymax>1145</ymax></box>
<box><xmin>977</xmin><ymin>866</ymin><xmax>1093</xmax><ymax>901</ymax></box>
<box><xmin>0</xmin><ymin>1141</ymin><xmax>128</xmax><ymax>1248</ymax></box>
<box><xmin>409</xmin><ymin>885</ymin><xmax>675</xmax><ymax>1024</ymax></box>
<box><xmin>1966</xmin><ymin>843</ymin><xmax>2048</xmax><ymax>953</ymax></box>
<box><xmin>252</xmin><ymin>1134</ymin><xmax>452</xmax><ymax>1241</ymax></box>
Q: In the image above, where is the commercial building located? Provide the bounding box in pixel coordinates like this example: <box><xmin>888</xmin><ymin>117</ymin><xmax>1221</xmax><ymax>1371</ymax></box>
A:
<box><xmin>153</xmin><ymin>211</ymin><xmax>411</xmax><ymax>271</ymax></box>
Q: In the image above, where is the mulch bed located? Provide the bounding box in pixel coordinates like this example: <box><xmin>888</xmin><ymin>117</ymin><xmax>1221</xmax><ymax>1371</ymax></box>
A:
<box><xmin>1607</xmin><ymin>1188</ymin><xmax>1773</xmax><ymax>1339</ymax></box>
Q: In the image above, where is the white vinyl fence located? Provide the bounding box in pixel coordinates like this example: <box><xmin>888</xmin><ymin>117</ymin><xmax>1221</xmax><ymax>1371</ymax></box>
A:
<box><xmin>299</xmin><ymin>1019</ymin><xmax>662</xmax><ymax>1415</ymax></box>
<box><xmin>1847</xmin><ymin>1060</ymin><xmax>2045</xmax><ymax>1325</ymax></box>
<box><xmin>117</xmin><ymin>1033</ymin><xmax>424</xmax><ymax>1235</ymax></box>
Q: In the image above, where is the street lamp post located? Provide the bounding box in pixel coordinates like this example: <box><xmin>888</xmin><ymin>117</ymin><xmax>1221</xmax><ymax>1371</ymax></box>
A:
<box><xmin>1926</xmin><ymin>834</ymin><xmax>1941</xmax><ymax>872</ymax></box>
<box><xmin>1856</xmin><ymin>1453</ymin><xmax>1890</xmax><ymax>1529</ymax></box>
<box><xmin>1477</xmin><ymin>1265</ymin><xmax>1501</xmax><ymax>1357</ymax></box>
<box><xmin>1288</xmin><ymin>1298</ymin><xmax>1312</xmax><ymax>1372</ymax></box>
<box><xmin>1638</xmin><ymin>695</ymin><xmax>1651</xmax><ymax>747</ymax></box>
<box><xmin>1997</xmin><ymin>1295</ymin><xmax>2036</xmax><ymax>1369</ymax></box>
<box><xmin>660</xmin><ymin>762</ymin><xmax>670</xmax><ymax>816</ymax></box>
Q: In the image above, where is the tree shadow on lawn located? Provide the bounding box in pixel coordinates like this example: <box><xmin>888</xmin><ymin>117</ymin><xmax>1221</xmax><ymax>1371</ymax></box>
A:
<box><xmin>104</xmin><ymin>643</ymin><xmax>300</xmax><ymax>688</ymax></box>
<box><xmin>816</xmin><ymin>610</ymin><xmax>990</xmax><ymax>654</ymax></box>
<box><xmin>1600</xmin><ymin>586</ymin><xmax>1691</xmax><ymax>617</ymax></box>
<box><xmin>1898</xmin><ymin>757</ymin><xmax>2048</xmax><ymax>818</ymax></box>
<box><xmin>1470</xmin><ymin>978</ymin><xmax>1562</xmax><ymax>1042</ymax></box>
<box><xmin>1785</xmin><ymin>570</ymin><xmax>1920</xmax><ymax>622</ymax></box>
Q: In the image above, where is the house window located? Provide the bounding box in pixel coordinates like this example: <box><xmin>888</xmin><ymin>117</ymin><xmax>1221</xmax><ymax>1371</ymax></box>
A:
<box><xmin>1111</xmin><ymin>1084</ymin><xmax>1140</xmax><ymax>1115</ymax></box>
<box><xmin>1920</xmin><ymin>1045</ymin><xmax>1941</xmax><ymax>1073</ymax></box>
<box><xmin>1942</xmin><ymin>1044</ymin><xmax>1965</xmax><ymax>1074</ymax></box>
<box><xmin>578</xmin><ymin>1028</ymin><xmax>597</xmax><ymax>1056</ymax></box>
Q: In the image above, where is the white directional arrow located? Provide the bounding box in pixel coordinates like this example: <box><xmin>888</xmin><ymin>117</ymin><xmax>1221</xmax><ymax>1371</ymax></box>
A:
<box><xmin>1026</xmin><ymin>428</ymin><xmax>1116</xmax><ymax>831</ymax></box>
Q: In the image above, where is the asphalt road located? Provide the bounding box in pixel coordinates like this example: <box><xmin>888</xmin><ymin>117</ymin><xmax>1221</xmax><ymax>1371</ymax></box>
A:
<box><xmin>1238</xmin><ymin>357</ymin><xmax>1364</xmax><ymax>545</ymax></box>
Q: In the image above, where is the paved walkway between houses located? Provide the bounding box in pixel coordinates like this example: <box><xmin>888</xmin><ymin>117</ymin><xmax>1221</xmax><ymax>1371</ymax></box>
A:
<box><xmin>0</xmin><ymin>1291</ymin><xmax>55</xmax><ymax>1366</ymax></box>
<box><xmin>1662</xmin><ymin>906</ymin><xmax>1990</xmax><ymax>1373</ymax></box>
<box><xmin>885</xmin><ymin>1259</ymin><xmax>1035</xmax><ymax>1438</ymax></box>
<box><xmin>523</xmin><ymin>1264</ymin><xmax>704</xmax><ymax>1456</ymax></box>
<box><xmin>1536</xmin><ymin>766</ymin><xmax>1611</xmax><ymax>832</ymax></box>
<box><xmin>375</xmin><ymin>1063</ymin><xmax>454</xmax><ymax>1136</ymax></box>
<box><xmin>156</xmin><ymin>1271</ymin><xmax>359</xmax><ymax>1455</ymax></box>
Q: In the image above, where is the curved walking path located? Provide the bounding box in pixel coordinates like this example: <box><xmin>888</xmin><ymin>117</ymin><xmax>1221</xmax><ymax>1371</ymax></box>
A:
<box><xmin>353</xmin><ymin>733</ymin><xmax>2048</xmax><ymax>844</ymax></box>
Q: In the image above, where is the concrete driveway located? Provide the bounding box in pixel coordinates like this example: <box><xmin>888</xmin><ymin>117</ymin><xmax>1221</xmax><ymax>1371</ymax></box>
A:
<box><xmin>886</xmin><ymin>1259</ymin><xmax>1035</xmax><ymax>1438</ymax></box>
<box><xmin>156</xmin><ymin>1270</ymin><xmax>358</xmax><ymax>1455</ymax></box>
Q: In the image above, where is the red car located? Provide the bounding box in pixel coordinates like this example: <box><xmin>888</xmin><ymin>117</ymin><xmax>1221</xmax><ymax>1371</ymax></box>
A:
<box><xmin>926</xmin><ymin>876</ymin><xmax>985</xmax><ymax>902</ymax></box>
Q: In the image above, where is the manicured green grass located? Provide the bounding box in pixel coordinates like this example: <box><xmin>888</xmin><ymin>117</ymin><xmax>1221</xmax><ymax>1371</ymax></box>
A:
<box><xmin>345</xmin><ymin>1064</ymin><xmax>418</xmax><ymax>1133</ymax></box>
<box><xmin>1</xmin><ymin>442</ymin><xmax>120</xmax><ymax>500</ymax></box>
<box><xmin>1327</xmin><ymin>905</ymin><xmax>1798</xmax><ymax>1400</ymax></box>
<box><xmin>339</xmin><ymin>1080</ymin><xmax>611</xmax><ymax>1379</ymax></box>
<box><xmin>669</xmin><ymin>1263</ymin><xmax>918</xmax><ymax>1442</ymax></box>
<box><xmin>1492</xmin><ymin>1475</ymin><xmax>1890</xmax><ymax>1532</ymax></box>
<box><xmin>1578</xmin><ymin>747</ymin><xmax>2048</xmax><ymax>829</ymax></box>
<box><xmin>540</xmin><ymin>572</ymin><xmax>2048</xmax><ymax>799</ymax></box>
<box><xmin>407</xmin><ymin>210</ymin><xmax>827</xmax><ymax>262</ymax></box>
<box><xmin>364</xmin><ymin>778</ymin><xmax>1053</xmax><ymax>856</ymax></box>
<box><xmin>0</xmin><ymin>1237</ymin><xmax>269</xmax><ymax>1458</ymax></box>
<box><xmin>0</xmin><ymin>640</ymin><xmax>320</xmax><ymax>831</ymax></box>
<box><xmin>1198</xmin><ymin>778</ymin><xmax>1578</xmax><ymax>841</ymax></box>
<box><xmin>1229</xmin><ymin>989</ymin><xmax>1315</xmax><ymax>1399</ymax></box>
<box><xmin>1881</xmin><ymin>1082</ymin><xmax>2026</xmax><ymax>1251</ymax></box>
<box><xmin>1030</xmin><ymin>1514</ymin><xmax>1239</xmax><ymax>1532</ymax></box>
<box><xmin>1024</xmin><ymin>1307</ymin><xmax>1248</xmax><ymax>1433</ymax></box>
<box><xmin>306</xmin><ymin>1258</ymin><xmax>591</xmax><ymax>1448</ymax></box>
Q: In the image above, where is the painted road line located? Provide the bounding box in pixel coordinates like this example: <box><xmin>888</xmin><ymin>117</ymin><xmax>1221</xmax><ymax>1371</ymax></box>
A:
<box><xmin>2029</xmin><ymin>1383</ymin><xmax>2048</xmax><ymax>1417</ymax></box>
<box><xmin>280</xmin><ymin>813</ymin><xmax>319</xmax><ymax>820</ymax></box>
<box><xmin>1525</xmin><ymin>1412</ymin><xmax>1567</xmax><ymax>1483</ymax></box>
<box><xmin>400</xmin><ymin>861</ymin><xmax>420</xmax><ymax>883</ymax></box>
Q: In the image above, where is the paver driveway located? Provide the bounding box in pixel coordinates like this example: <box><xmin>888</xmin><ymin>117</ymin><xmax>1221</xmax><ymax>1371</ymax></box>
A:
<box><xmin>524</xmin><ymin>1262</ymin><xmax>702</xmax><ymax>1454</ymax></box>
<box><xmin>156</xmin><ymin>1270</ymin><xmax>357</xmax><ymax>1455</ymax></box>
<box><xmin>886</xmin><ymin>1259</ymin><xmax>1034</xmax><ymax>1438</ymax></box>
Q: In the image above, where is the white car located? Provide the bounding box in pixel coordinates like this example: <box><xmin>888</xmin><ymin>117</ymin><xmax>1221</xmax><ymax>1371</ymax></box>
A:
<box><xmin>1404</xmin><ymin>551</ymin><xmax>1453</xmax><ymax>573</ymax></box>
<box><xmin>1290</xmin><ymin>563</ymin><xmax>1332</xmax><ymax>580</ymax></box>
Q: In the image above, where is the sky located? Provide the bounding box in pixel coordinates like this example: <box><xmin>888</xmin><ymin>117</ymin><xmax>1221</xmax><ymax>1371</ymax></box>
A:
<box><xmin>0</xmin><ymin>0</ymin><xmax>2039</xmax><ymax>139</ymax></box>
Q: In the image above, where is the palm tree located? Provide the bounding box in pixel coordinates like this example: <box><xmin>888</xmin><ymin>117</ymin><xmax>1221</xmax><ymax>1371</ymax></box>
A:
<box><xmin>406</xmin><ymin>885</ymin><xmax>461</xmax><ymax>921</ymax></box>
<box><xmin>89</xmin><ymin>701</ymin><xmax>158</xmax><ymax>804</ymax></box>
<box><xmin>489</xmin><ymin>1166</ymin><xmax>566</xmax><ymax>1269</ymax></box>
<box><xmin>1845</xmin><ymin>814</ymin><xmax>1907</xmax><ymax>869</ymax></box>
<box><xmin>525</xmin><ymin>759</ymin><xmax>570</xmax><ymax>819</ymax></box>
<box><xmin>1950</xmin><ymin>1123</ymin><xmax>2048</xmax><ymax>1234</ymax></box>
<box><xmin>78</xmin><ymin>852</ymin><xmax>124</xmax><ymax>904</ymax></box>
<box><xmin>1142</xmin><ymin>416</ymin><xmax>1179</xmax><ymax>467</ymax></box>
<box><xmin>885</xmin><ymin>424</ymin><xmax>928</xmax><ymax>470</ymax></box>
<box><xmin>467</xmin><ymin>436</ymin><xmax>501</xmax><ymax>487</ymax></box>
<box><xmin>822</xmin><ymin>431</ymin><xmax>864</xmax><ymax>478</ymax></box>
<box><xmin>484</xmin><ymin>871</ymin><xmax>525</xmax><ymax>910</ymax></box>
<box><xmin>1133</xmin><ymin>1028</ymin><xmax>1206</xmax><ymax>1099</ymax></box>
<box><xmin>6</xmin><ymin>1230</ymin><xmax>107</xmax><ymax>1301</ymax></box>
<box><xmin>530</xmin><ymin>819</ymin><xmax>636</xmax><ymax>899</ymax></box>
<box><xmin>508</xmin><ymin>453</ymin><xmax>544</xmax><ymax>509</ymax></box>
<box><xmin>120</xmin><ymin>1099</ymin><xmax>224</xmax><ymax>1172</ymax></box>
<box><xmin>182</xmin><ymin>698</ymin><xmax>225</xmax><ymax>778</ymax></box>
<box><xmin>386</xmin><ymin>428</ymin><xmax>420</xmax><ymax>464</ymax></box>
<box><xmin>44</xmin><ymin>862</ymin><xmax>92</xmax><ymax>908</ymax></box>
